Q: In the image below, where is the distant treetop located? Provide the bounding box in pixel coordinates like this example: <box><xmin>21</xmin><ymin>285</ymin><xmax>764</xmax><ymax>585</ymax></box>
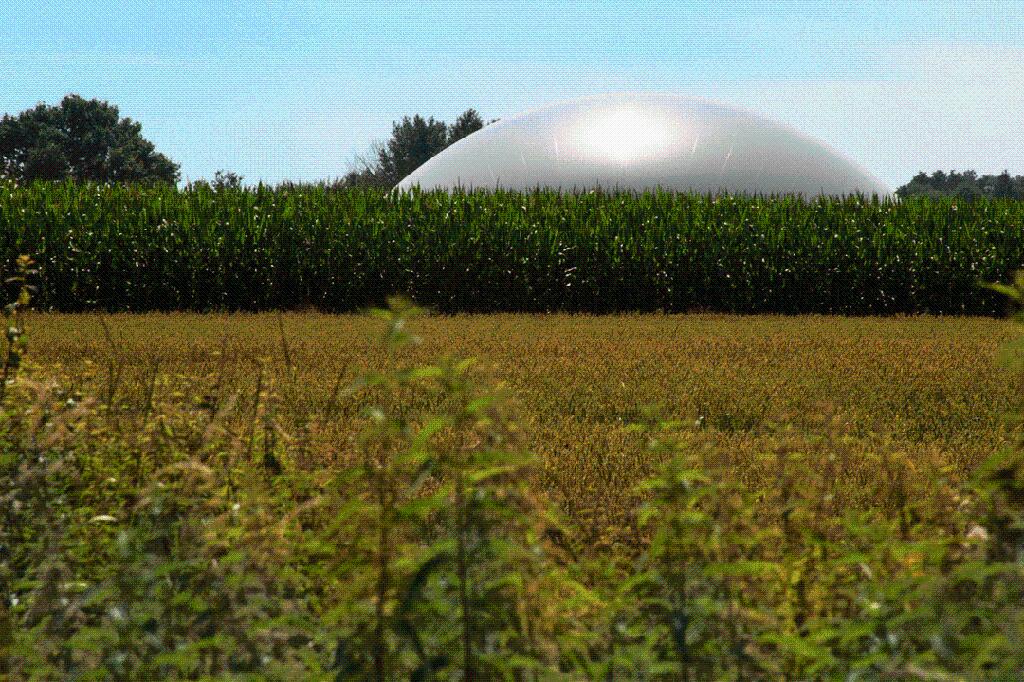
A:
<box><xmin>343</xmin><ymin>108</ymin><xmax>497</xmax><ymax>189</ymax></box>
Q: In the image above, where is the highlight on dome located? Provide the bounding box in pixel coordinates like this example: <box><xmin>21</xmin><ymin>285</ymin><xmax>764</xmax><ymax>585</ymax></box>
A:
<box><xmin>396</xmin><ymin>92</ymin><xmax>892</xmax><ymax>197</ymax></box>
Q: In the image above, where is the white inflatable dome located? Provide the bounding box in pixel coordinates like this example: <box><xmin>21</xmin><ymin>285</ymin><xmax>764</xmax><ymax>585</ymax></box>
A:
<box><xmin>396</xmin><ymin>92</ymin><xmax>891</xmax><ymax>197</ymax></box>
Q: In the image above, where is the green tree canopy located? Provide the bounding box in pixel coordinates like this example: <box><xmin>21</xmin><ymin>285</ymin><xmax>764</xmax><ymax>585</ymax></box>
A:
<box><xmin>375</xmin><ymin>113</ymin><xmax>451</xmax><ymax>187</ymax></box>
<box><xmin>0</xmin><ymin>94</ymin><xmax>180</xmax><ymax>184</ymax></box>
<box><xmin>446</xmin><ymin>108</ymin><xmax>486</xmax><ymax>146</ymax></box>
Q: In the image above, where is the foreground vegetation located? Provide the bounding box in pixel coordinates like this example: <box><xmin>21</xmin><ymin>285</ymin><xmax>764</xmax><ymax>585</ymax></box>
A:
<box><xmin>3</xmin><ymin>181</ymin><xmax>1024</xmax><ymax>315</ymax></box>
<box><xmin>17</xmin><ymin>310</ymin><xmax>1019</xmax><ymax>551</ymax></box>
<box><xmin>4</xmin><ymin>272</ymin><xmax>1024</xmax><ymax>677</ymax></box>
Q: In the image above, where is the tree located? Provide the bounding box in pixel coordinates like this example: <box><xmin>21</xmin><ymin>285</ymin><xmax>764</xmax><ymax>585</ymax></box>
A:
<box><xmin>990</xmin><ymin>170</ymin><xmax>1014</xmax><ymax>199</ymax></box>
<box><xmin>212</xmin><ymin>170</ymin><xmax>244</xmax><ymax>190</ymax></box>
<box><xmin>897</xmin><ymin>169</ymin><xmax>1024</xmax><ymax>200</ymax></box>
<box><xmin>0</xmin><ymin>94</ymin><xmax>179</xmax><ymax>184</ymax></box>
<box><xmin>343</xmin><ymin>108</ymin><xmax>493</xmax><ymax>188</ymax></box>
<box><xmin>446</xmin><ymin>108</ymin><xmax>485</xmax><ymax>146</ymax></box>
<box><xmin>375</xmin><ymin>114</ymin><xmax>450</xmax><ymax>187</ymax></box>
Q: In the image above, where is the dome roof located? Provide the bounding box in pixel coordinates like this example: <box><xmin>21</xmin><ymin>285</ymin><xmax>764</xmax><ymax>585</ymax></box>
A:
<box><xmin>396</xmin><ymin>92</ymin><xmax>891</xmax><ymax>197</ymax></box>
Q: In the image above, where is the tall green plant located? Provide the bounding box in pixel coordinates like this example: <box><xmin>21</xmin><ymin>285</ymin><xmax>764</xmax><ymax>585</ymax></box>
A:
<box><xmin>604</xmin><ymin>419</ymin><xmax>781</xmax><ymax>680</ymax></box>
<box><xmin>327</xmin><ymin>298</ymin><xmax>562</xmax><ymax>679</ymax></box>
<box><xmin>2</xmin><ymin>181</ymin><xmax>1021</xmax><ymax>315</ymax></box>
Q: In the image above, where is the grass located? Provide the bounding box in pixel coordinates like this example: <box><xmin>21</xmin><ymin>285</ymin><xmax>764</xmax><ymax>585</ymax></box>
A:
<box><xmin>23</xmin><ymin>311</ymin><xmax>1019</xmax><ymax>551</ymax></box>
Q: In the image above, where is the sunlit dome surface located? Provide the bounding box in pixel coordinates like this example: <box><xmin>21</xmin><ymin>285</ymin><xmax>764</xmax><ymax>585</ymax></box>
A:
<box><xmin>396</xmin><ymin>93</ymin><xmax>891</xmax><ymax>197</ymax></box>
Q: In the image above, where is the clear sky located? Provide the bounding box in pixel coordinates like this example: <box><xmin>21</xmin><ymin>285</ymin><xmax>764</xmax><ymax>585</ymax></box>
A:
<box><xmin>4</xmin><ymin>0</ymin><xmax>1023</xmax><ymax>189</ymax></box>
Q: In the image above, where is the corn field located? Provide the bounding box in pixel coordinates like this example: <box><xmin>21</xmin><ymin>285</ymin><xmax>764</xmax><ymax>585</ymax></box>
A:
<box><xmin>1</xmin><ymin>180</ymin><xmax>1023</xmax><ymax>314</ymax></box>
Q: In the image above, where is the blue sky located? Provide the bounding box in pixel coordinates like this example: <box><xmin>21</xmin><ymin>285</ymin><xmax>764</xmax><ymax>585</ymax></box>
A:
<box><xmin>3</xmin><ymin>0</ymin><xmax>1023</xmax><ymax>188</ymax></box>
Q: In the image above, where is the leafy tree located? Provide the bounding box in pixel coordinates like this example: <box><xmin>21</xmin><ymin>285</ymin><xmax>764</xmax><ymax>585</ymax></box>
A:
<box><xmin>0</xmin><ymin>95</ymin><xmax>179</xmax><ymax>184</ymax></box>
<box><xmin>375</xmin><ymin>114</ymin><xmax>450</xmax><ymax>188</ymax></box>
<box><xmin>212</xmin><ymin>169</ymin><xmax>244</xmax><ymax>190</ymax></box>
<box><xmin>343</xmin><ymin>108</ymin><xmax>494</xmax><ymax>188</ymax></box>
<box><xmin>446</xmin><ymin>108</ymin><xmax>486</xmax><ymax>146</ymax></box>
<box><xmin>988</xmin><ymin>170</ymin><xmax>1015</xmax><ymax>198</ymax></box>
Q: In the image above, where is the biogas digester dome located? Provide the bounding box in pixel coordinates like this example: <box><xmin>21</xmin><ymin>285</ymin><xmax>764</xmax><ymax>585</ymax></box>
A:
<box><xmin>396</xmin><ymin>93</ymin><xmax>891</xmax><ymax>197</ymax></box>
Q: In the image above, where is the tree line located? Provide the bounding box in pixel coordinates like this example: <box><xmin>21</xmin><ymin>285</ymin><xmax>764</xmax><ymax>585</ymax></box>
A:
<box><xmin>895</xmin><ymin>170</ymin><xmax>1024</xmax><ymax>200</ymax></box>
<box><xmin>1</xmin><ymin>94</ymin><xmax>1020</xmax><ymax>196</ymax></box>
<box><xmin>0</xmin><ymin>95</ymin><xmax>493</xmax><ymax>188</ymax></box>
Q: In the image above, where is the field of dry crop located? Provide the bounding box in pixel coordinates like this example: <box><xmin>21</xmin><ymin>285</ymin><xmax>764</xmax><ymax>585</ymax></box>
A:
<box><xmin>28</xmin><ymin>311</ymin><xmax>1019</xmax><ymax>551</ymax></box>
